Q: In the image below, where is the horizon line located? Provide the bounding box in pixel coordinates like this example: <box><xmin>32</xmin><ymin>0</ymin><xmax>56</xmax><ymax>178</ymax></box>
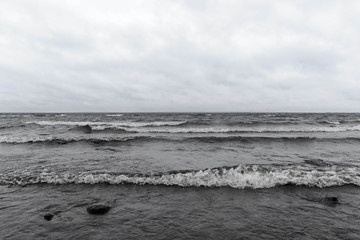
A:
<box><xmin>1</xmin><ymin>111</ymin><xmax>360</xmax><ymax>114</ymax></box>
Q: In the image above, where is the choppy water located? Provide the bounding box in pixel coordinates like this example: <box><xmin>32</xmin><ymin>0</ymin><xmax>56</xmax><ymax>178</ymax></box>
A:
<box><xmin>1</xmin><ymin>113</ymin><xmax>360</xmax><ymax>239</ymax></box>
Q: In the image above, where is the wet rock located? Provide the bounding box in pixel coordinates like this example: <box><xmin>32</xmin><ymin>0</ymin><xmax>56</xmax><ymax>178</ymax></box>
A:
<box><xmin>87</xmin><ymin>205</ymin><xmax>111</xmax><ymax>215</ymax></box>
<box><xmin>322</xmin><ymin>197</ymin><xmax>339</xmax><ymax>207</ymax></box>
<box><xmin>44</xmin><ymin>213</ymin><xmax>54</xmax><ymax>221</ymax></box>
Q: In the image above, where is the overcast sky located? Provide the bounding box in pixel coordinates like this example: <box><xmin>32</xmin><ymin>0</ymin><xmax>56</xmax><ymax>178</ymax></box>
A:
<box><xmin>1</xmin><ymin>0</ymin><xmax>360</xmax><ymax>112</ymax></box>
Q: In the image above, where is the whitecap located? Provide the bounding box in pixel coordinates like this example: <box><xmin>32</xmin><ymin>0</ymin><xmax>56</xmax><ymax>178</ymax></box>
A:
<box><xmin>2</xmin><ymin>164</ymin><xmax>359</xmax><ymax>189</ymax></box>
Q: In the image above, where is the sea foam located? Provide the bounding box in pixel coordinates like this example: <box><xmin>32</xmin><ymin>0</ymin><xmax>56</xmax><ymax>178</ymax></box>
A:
<box><xmin>27</xmin><ymin>120</ymin><xmax>187</xmax><ymax>128</ymax></box>
<box><xmin>2</xmin><ymin>164</ymin><xmax>359</xmax><ymax>189</ymax></box>
<box><xmin>0</xmin><ymin>136</ymin><xmax>145</xmax><ymax>144</ymax></box>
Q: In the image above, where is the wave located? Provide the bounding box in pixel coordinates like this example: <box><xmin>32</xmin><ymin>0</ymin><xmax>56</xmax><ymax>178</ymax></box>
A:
<box><xmin>0</xmin><ymin>136</ymin><xmax>148</xmax><ymax>144</ymax></box>
<box><xmin>176</xmin><ymin>120</ymin><xmax>211</xmax><ymax>127</ymax></box>
<box><xmin>67</xmin><ymin>125</ymin><xmax>136</xmax><ymax>133</ymax></box>
<box><xmin>187</xmin><ymin>136</ymin><xmax>319</xmax><ymax>143</ymax></box>
<box><xmin>188</xmin><ymin>136</ymin><xmax>360</xmax><ymax>144</ymax></box>
<box><xmin>27</xmin><ymin>121</ymin><xmax>188</xmax><ymax>128</ymax></box>
<box><xmin>0</xmin><ymin>114</ymin><xmax>32</xmax><ymax>117</ymax></box>
<box><xmin>2</xmin><ymin>164</ymin><xmax>359</xmax><ymax>188</ymax></box>
<box><xmin>23</xmin><ymin>121</ymin><xmax>360</xmax><ymax>133</ymax></box>
<box><xmin>225</xmin><ymin>120</ymin><xmax>301</xmax><ymax>126</ymax></box>
<box><xmin>317</xmin><ymin>120</ymin><xmax>341</xmax><ymax>125</ymax></box>
<box><xmin>71</xmin><ymin>125</ymin><xmax>93</xmax><ymax>134</ymax></box>
<box><xmin>0</xmin><ymin>124</ymin><xmax>26</xmax><ymax>130</ymax></box>
<box><xmin>106</xmin><ymin>114</ymin><xmax>124</xmax><ymax>117</ymax></box>
<box><xmin>2</xmin><ymin>135</ymin><xmax>360</xmax><ymax>144</ymax></box>
<box><xmin>130</xmin><ymin>125</ymin><xmax>360</xmax><ymax>133</ymax></box>
<box><xmin>340</xmin><ymin>119</ymin><xmax>360</xmax><ymax>124</ymax></box>
<box><xmin>65</xmin><ymin>126</ymin><xmax>360</xmax><ymax>134</ymax></box>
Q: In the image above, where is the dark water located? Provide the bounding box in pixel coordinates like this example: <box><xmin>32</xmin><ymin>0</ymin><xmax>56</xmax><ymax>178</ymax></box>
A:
<box><xmin>1</xmin><ymin>113</ymin><xmax>360</xmax><ymax>239</ymax></box>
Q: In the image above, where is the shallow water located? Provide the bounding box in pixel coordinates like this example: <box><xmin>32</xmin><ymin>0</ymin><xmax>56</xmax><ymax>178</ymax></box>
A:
<box><xmin>1</xmin><ymin>184</ymin><xmax>360</xmax><ymax>240</ymax></box>
<box><xmin>1</xmin><ymin>113</ymin><xmax>360</xmax><ymax>239</ymax></box>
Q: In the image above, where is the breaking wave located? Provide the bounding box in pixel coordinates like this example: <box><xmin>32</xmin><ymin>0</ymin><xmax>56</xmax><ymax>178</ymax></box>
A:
<box><xmin>62</xmin><ymin>126</ymin><xmax>360</xmax><ymax>134</ymax></box>
<box><xmin>2</xmin><ymin>135</ymin><xmax>360</xmax><ymax>144</ymax></box>
<box><xmin>0</xmin><ymin>136</ymin><xmax>148</xmax><ymax>144</ymax></box>
<box><xmin>2</xmin><ymin>164</ymin><xmax>360</xmax><ymax>189</ymax></box>
<box><xmin>27</xmin><ymin>121</ymin><xmax>188</xmax><ymax>128</ymax></box>
<box><xmin>186</xmin><ymin>136</ymin><xmax>360</xmax><ymax>144</ymax></box>
<box><xmin>106</xmin><ymin>114</ymin><xmax>124</xmax><ymax>117</ymax></box>
<box><xmin>317</xmin><ymin>120</ymin><xmax>341</xmax><ymax>125</ymax></box>
<box><xmin>187</xmin><ymin>136</ymin><xmax>319</xmax><ymax>143</ymax></box>
<box><xmin>19</xmin><ymin>121</ymin><xmax>360</xmax><ymax>134</ymax></box>
<box><xmin>131</xmin><ymin>125</ymin><xmax>360</xmax><ymax>133</ymax></box>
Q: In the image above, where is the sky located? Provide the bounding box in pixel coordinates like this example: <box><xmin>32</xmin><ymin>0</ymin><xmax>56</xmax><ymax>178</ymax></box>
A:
<box><xmin>1</xmin><ymin>0</ymin><xmax>360</xmax><ymax>112</ymax></box>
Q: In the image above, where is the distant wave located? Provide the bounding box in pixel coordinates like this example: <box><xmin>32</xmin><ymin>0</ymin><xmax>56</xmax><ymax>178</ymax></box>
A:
<box><xmin>106</xmin><ymin>114</ymin><xmax>124</xmax><ymax>117</ymax></box>
<box><xmin>0</xmin><ymin>136</ymin><xmax>149</xmax><ymax>144</ymax></box>
<box><xmin>225</xmin><ymin>120</ymin><xmax>301</xmax><ymax>126</ymax></box>
<box><xmin>0</xmin><ymin>114</ymin><xmax>32</xmax><ymax>117</ymax></box>
<box><xmin>176</xmin><ymin>120</ymin><xmax>211</xmax><ymax>126</ymax></box>
<box><xmin>0</xmin><ymin>124</ymin><xmax>26</xmax><ymax>130</ymax></box>
<box><xmin>187</xmin><ymin>136</ymin><xmax>318</xmax><ymax>143</ymax></box>
<box><xmin>340</xmin><ymin>119</ymin><xmax>360</xmax><ymax>124</ymax></box>
<box><xmin>2</xmin><ymin>135</ymin><xmax>360</xmax><ymax>144</ymax></box>
<box><xmin>317</xmin><ymin>120</ymin><xmax>341</xmax><ymax>125</ymax></box>
<box><xmin>69</xmin><ymin>125</ymin><xmax>136</xmax><ymax>134</ymax></box>
<box><xmin>130</xmin><ymin>125</ymin><xmax>360</xmax><ymax>133</ymax></box>
<box><xmin>27</xmin><ymin>121</ymin><xmax>188</xmax><ymax>128</ymax></box>
<box><xmin>187</xmin><ymin>136</ymin><xmax>360</xmax><ymax>144</ymax></box>
<box><xmin>22</xmin><ymin>120</ymin><xmax>360</xmax><ymax>133</ymax></box>
<box><xmin>1</xmin><ymin>164</ymin><xmax>359</xmax><ymax>188</ymax></box>
<box><xmin>70</xmin><ymin>126</ymin><xmax>360</xmax><ymax>134</ymax></box>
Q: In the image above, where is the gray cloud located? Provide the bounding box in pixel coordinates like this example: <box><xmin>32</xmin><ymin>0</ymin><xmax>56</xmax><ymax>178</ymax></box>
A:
<box><xmin>0</xmin><ymin>0</ymin><xmax>360</xmax><ymax>112</ymax></box>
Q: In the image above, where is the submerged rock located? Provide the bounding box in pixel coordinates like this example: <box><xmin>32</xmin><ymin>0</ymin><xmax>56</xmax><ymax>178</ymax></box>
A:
<box><xmin>322</xmin><ymin>197</ymin><xmax>339</xmax><ymax>207</ymax></box>
<box><xmin>87</xmin><ymin>205</ymin><xmax>111</xmax><ymax>215</ymax></box>
<box><xmin>44</xmin><ymin>213</ymin><xmax>54</xmax><ymax>221</ymax></box>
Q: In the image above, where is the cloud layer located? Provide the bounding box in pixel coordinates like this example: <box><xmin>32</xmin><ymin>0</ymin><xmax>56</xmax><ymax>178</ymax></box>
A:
<box><xmin>1</xmin><ymin>0</ymin><xmax>360</xmax><ymax>112</ymax></box>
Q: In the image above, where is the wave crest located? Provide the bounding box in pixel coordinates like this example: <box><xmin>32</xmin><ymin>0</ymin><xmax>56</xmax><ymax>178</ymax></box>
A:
<box><xmin>2</xmin><ymin>164</ymin><xmax>359</xmax><ymax>189</ymax></box>
<box><xmin>0</xmin><ymin>136</ymin><xmax>147</xmax><ymax>144</ymax></box>
<box><xmin>24</xmin><ymin>121</ymin><xmax>360</xmax><ymax>133</ymax></box>
<box><xmin>27</xmin><ymin>121</ymin><xmax>188</xmax><ymax>128</ymax></box>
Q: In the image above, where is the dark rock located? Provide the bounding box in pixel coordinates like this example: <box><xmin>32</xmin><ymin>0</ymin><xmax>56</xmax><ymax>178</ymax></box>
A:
<box><xmin>44</xmin><ymin>213</ymin><xmax>54</xmax><ymax>221</ymax></box>
<box><xmin>322</xmin><ymin>197</ymin><xmax>339</xmax><ymax>206</ymax></box>
<box><xmin>87</xmin><ymin>205</ymin><xmax>111</xmax><ymax>215</ymax></box>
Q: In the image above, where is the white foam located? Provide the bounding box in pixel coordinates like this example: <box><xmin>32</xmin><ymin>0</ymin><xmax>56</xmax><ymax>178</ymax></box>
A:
<box><xmin>0</xmin><ymin>135</ymin><xmax>140</xmax><ymax>144</ymax></box>
<box><xmin>106</xmin><ymin>114</ymin><xmax>124</xmax><ymax>117</ymax></box>
<box><xmin>2</xmin><ymin>165</ymin><xmax>360</xmax><ymax>188</ymax></box>
<box><xmin>27</xmin><ymin>121</ymin><xmax>187</xmax><ymax>128</ymax></box>
<box><xmin>326</xmin><ymin>121</ymin><xmax>341</xmax><ymax>125</ymax></box>
<box><xmin>25</xmin><ymin>120</ymin><xmax>360</xmax><ymax>133</ymax></box>
<box><xmin>131</xmin><ymin>125</ymin><xmax>360</xmax><ymax>133</ymax></box>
